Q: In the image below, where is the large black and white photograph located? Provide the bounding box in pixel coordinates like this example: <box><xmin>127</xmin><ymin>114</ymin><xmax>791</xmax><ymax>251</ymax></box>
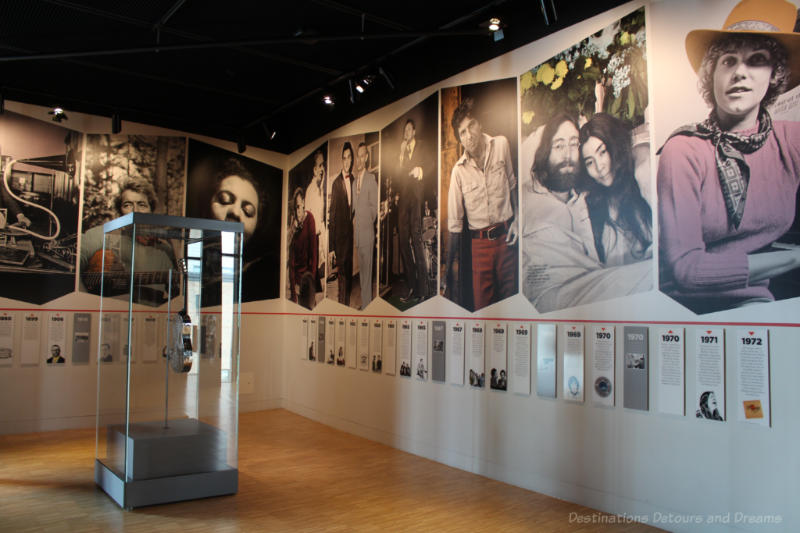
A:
<box><xmin>379</xmin><ymin>93</ymin><xmax>438</xmax><ymax>311</ymax></box>
<box><xmin>0</xmin><ymin>111</ymin><xmax>81</xmax><ymax>304</ymax></box>
<box><xmin>656</xmin><ymin>0</ymin><xmax>800</xmax><ymax>314</ymax></box>
<box><xmin>186</xmin><ymin>139</ymin><xmax>282</xmax><ymax>304</ymax></box>
<box><xmin>286</xmin><ymin>143</ymin><xmax>327</xmax><ymax>310</ymax></box>
<box><xmin>440</xmin><ymin>79</ymin><xmax>519</xmax><ymax>312</ymax></box>
<box><xmin>80</xmin><ymin>134</ymin><xmax>186</xmax><ymax>305</ymax></box>
<box><xmin>519</xmin><ymin>8</ymin><xmax>653</xmax><ymax>314</ymax></box>
<box><xmin>326</xmin><ymin>133</ymin><xmax>379</xmax><ymax>310</ymax></box>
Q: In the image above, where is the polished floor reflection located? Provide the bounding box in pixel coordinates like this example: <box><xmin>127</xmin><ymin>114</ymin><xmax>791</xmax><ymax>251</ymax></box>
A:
<box><xmin>0</xmin><ymin>409</ymin><xmax>662</xmax><ymax>532</ymax></box>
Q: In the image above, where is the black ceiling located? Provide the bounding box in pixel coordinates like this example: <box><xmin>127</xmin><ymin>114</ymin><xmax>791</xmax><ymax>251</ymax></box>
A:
<box><xmin>0</xmin><ymin>0</ymin><xmax>627</xmax><ymax>154</ymax></box>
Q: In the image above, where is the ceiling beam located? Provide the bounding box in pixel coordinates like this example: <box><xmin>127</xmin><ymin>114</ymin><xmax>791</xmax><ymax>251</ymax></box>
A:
<box><xmin>310</xmin><ymin>0</ymin><xmax>412</xmax><ymax>32</ymax></box>
<box><xmin>0</xmin><ymin>43</ymin><xmax>281</xmax><ymax>105</ymax></box>
<box><xmin>0</xmin><ymin>29</ymin><xmax>489</xmax><ymax>63</ymax></box>
<box><xmin>152</xmin><ymin>0</ymin><xmax>187</xmax><ymax>31</ymax></box>
<box><xmin>243</xmin><ymin>0</ymin><xmax>510</xmax><ymax>129</ymax></box>
<box><xmin>37</xmin><ymin>0</ymin><xmax>342</xmax><ymax>76</ymax></box>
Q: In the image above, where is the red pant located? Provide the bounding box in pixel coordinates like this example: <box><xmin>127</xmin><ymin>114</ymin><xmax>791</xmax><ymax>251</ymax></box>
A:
<box><xmin>471</xmin><ymin>237</ymin><xmax>516</xmax><ymax>310</ymax></box>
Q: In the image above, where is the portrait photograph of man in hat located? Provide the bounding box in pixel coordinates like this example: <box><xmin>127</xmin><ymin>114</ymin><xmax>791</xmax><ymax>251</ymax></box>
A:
<box><xmin>656</xmin><ymin>0</ymin><xmax>800</xmax><ymax>314</ymax></box>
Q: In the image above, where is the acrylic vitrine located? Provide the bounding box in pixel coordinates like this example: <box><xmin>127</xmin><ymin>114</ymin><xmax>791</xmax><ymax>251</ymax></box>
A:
<box><xmin>94</xmin><ymin>212</ymin><xmax>243</xmax><ymax>509</ymax></box>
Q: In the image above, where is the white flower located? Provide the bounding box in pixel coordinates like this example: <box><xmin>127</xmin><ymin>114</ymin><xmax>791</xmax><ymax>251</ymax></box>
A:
<box><xmin>611</xmin><ymin>64</ymin><xmax>631</xmax><ymax>98</ymax></box>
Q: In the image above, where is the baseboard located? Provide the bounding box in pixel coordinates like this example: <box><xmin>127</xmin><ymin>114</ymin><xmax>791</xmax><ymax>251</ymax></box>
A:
<box><xmin>283</xmin><ymin>401</ymin><xmax>670</xmax><ymax>532</ymax></box>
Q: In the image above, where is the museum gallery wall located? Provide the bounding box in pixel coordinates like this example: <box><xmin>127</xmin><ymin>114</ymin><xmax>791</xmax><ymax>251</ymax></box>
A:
<box><xmin>2</xmin><ymin>0</ymin><xmax>800</xmax><ymax>530</ymax></box>
<box><xmin>281</xmin><ymin>1</ymin><xmax>799</xmax><ymax>530</ymax></box>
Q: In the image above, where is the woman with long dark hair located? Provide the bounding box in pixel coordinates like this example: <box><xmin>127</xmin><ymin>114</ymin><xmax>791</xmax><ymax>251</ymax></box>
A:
<box><xmin>579</xmin><ymin>112</ymin><xmax>652</xmax><ymax>266</ymax></box>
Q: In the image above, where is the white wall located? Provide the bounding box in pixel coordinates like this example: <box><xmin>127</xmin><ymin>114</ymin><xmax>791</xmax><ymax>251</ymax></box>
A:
<box><xmin>280</xmin><ymin>1</ymin><xmax>800</xmax><ymax>532</ymax></box>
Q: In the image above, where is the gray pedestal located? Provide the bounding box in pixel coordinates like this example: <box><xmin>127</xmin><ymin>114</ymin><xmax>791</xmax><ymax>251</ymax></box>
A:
<box><xmin>95</xmin><ymin>418</ymin><xmax>237</xmax><ymax>509</ymax></box>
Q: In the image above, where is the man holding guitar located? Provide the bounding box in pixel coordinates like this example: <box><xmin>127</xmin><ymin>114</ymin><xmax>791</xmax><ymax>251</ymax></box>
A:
<box><xmin>79</xmin><ymin>178</ymin><xmax>178</xmax><ymax>305</ymax></box>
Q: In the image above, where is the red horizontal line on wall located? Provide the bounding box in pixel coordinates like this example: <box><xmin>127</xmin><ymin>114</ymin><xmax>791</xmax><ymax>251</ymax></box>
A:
<box><xmin>2</xmin><ymin>308</ymin><xmax>798</xmax><ymax>328</ymax></box>
<box><xmin>258</xmin><ymin>311</ymin><xmax>800</xmax><ymax>328</ymax></box>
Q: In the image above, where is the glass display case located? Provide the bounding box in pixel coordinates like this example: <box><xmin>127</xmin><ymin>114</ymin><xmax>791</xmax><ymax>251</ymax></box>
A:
<box><xmin>94</xmin><ymin>212</ymin><xmax>243</xmax><ymax>509</ymax></box>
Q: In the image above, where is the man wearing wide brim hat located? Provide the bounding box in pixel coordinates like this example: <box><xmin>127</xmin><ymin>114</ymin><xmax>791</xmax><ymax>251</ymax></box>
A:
<box><xmin>657</xmin><ymin>0</ymin><xmax>800</xmax><ymax>315</ymax></box>
<box><xmin>685</xmin><ymin>0</ymin><xmax>800</xmax><ymax>90</ymax></box>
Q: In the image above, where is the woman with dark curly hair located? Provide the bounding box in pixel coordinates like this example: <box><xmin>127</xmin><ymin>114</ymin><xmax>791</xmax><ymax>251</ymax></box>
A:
<box><xmin>579</xmin><ymin>112</ymin><xmax>652</xmax><ymax>266</ymax></box>
<box><xmin>658</xmin><ymin>0</ymin><xmax>800</xmax><ymax>313</ymax></box>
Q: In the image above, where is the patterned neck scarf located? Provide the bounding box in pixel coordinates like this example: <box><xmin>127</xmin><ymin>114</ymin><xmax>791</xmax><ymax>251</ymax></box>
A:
<box><xmin>661</xmin><ymin>108</ymin><xmax>773</xmax><ymax>228</ymax></box>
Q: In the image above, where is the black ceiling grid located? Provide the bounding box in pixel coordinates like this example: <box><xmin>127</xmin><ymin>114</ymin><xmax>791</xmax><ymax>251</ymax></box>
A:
<box><xmin>0</xmin><ymin>0</ymin><xmax>628</xmax><ymax>154</ymax></box>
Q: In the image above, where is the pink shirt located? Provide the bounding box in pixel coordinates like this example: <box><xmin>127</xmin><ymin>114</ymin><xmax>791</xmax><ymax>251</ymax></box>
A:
<box><xmin>657</xmin><ymin>120</ymin><xmax>800</xmax><ymax>308</ymax></box>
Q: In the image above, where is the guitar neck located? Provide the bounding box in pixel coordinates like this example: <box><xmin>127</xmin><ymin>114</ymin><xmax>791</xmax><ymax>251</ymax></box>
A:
<box><xmin>83</xmin><ymin>269</ymin><xmax>174</xmax><ymax>286</ymax></box>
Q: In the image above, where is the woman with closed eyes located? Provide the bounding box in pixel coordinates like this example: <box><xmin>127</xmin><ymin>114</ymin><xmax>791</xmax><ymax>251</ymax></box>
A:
<box><xmin>579</xmin><ymin>112</ymin><xmax>652</xmax><ymax>267</ymax></box>
<box><xmin>202</xmin><ymin>157</ymin><xmax>273</xmax><ymax>304</ymax></box>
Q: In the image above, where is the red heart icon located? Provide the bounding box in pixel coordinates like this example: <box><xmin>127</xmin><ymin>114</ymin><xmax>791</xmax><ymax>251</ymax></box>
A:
<box><xmin>749</xmin><ymin>331</ymin><xmax>754</xmax><ymax>336</ymax></box>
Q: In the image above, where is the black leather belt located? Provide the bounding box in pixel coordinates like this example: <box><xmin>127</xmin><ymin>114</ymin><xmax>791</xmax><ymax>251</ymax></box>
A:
<box><xmin>471</xmin><ymin>220</ymin><xmax>510</xmax><ymax>240</ymax></box>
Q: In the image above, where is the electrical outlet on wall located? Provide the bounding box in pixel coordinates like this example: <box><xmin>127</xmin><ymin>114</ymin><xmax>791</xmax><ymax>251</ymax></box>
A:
<box><xmin>240</xmin><ymin>371</ymin><xmax>254</xmax><ymax>395</ymax></box>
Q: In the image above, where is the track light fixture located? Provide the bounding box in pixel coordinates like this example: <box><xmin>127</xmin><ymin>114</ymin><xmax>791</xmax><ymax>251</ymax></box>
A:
<box><xmin>112</xmin><ymin>113</ymin><xmax>121</xmax><ymax>134</ymax></box>
<box><xmin>355</xmin><ymin>75</ymin><xmax>374</xmax><ymax>94</ymax></box>
<box><xmin>348</xmin><ymin>79</ymin><xmax>356</xmax><ymax>104</ymax></box>
<box><xmin>261</xmin><ymin>122</ymin><xmax>277</xmax><ymax>141</ymax></box>
<box><xmin>322</xmin><ymin>94</ymin><xmax>335</xmax><ymax>106</ymax></box>
<box><xmin>488</xmin><ymin>18</ymin><xmax>501</xmax><ymax>32</ymax></box>
<box><xmin>49</xmin><ymin>106</ymin><xmax>68</xmax><ymax>122</ymax></box>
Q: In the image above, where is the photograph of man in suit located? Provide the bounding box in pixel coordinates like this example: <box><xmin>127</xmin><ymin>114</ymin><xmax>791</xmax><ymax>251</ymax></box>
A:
<box><xmin>396</xmin><ymin>119</ymin><xmax>429</xmax><ymax>303</ymax></box>
<box><xmin>353</xmin><ymin>142</ymin><xmax>378</xmax><ymax>309</ymax></box>
<box><xmin>47</xmin><ymin>344</ymin><xmax>65</xmax><ymax>364</ymax></box>
<box><xmin>379</xmin><ymin>94</ymin><xmax>438</xmax><ymax>310</ymax></box>
<box><xmin>329</xmin><ymin>142</ymin><xmax>355</xmax><ymax>306</ymax></box>
<box><xmin>305</xmin><ymin>149</ymin><xmax>327</xmax><ymax>287</ymax></box>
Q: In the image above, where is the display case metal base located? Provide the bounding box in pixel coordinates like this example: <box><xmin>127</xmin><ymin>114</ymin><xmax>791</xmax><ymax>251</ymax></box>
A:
<box><xmin>95</xmin><ymin>460</ymin><xmax>237</xmax><ymax>509</ymax></box>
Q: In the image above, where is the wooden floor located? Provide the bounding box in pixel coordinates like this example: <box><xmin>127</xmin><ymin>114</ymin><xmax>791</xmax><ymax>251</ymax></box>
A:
<box><xmin>0</xmin><ymin>409</ymin><xmax>662</xmax><ymax>532</ymax></box>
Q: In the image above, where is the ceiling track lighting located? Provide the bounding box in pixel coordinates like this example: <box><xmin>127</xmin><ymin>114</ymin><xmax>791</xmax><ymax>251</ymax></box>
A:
<box><xmin>487</xmin><ymin>17</ymin><xmax>505</xmax><ymax>42</ymax></box>
<box><xmin>322</xmin><ymin>94</ymin><xmax>335</xmax><ymax>106</ymax></box>
<box><xmin>347</xmin><ymin>79</ymin><xmax>356</xmax><ymax>104</ymax></box>
<box><xmin>49</xmin><ymin>106</ymin><xmax>68</xmax><ymax>122</ymax></box>
<box><xmin>355</xmin><ymin>75</ymin><xmax>374</xmax><ymax>95</ymax></box>
<box><xmin>261</xmin><ymin>121</ymin><xmax>277</xmax><ymax>141</ymax></box>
